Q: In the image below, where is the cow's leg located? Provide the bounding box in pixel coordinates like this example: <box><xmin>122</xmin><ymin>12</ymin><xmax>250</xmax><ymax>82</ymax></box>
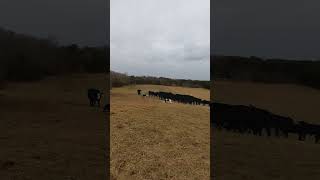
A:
<box><xmin>298</xmin><ymin>133</ymin><xmax>303</xmax><ymax>141</ymax></box>
<box><xmin>315</xmin><ymin>135</ymin><xmax>320</xmax><ymax>143</ymax></box>
<box><xmin>299</xmin><ymin>133</ymin><xmax>306</xmax><ymax>141</ymax></box>
<box><xmin>275</xmin><ymin>128</ymin><xmax>280</xmax><ymax>137</ymax></box>
<box><xmin>253</xmin><ymin>129</ymin><xmax>257</xmax><ymax>136</ymax></box>
<box><xmin>266</xmin><ymin>128</ymin><xmax>271</xmax><ymax>137</ymax></box>
<box><xmin>284</xmin><ymin>130</ymin><xmax>289</xmax><ymax>138</ymax></box>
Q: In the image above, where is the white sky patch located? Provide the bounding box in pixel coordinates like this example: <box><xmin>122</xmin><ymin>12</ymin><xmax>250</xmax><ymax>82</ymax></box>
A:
<box><xmin>111</xmin><ymin>0</ymin><xmax>210</xmax><ymax>80</ymax></box>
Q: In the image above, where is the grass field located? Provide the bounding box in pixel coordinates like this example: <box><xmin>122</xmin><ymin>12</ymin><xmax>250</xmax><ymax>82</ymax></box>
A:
<box><xmin>212</xmin><ymin>81</ymin><xmax>320</xmax><ymax>180</ymax></box>
<box><xmin>0</xmin><ymin>74</ymin><xmax>108</xmax><ymax>180</ymax></box>
<box><xmin>5</xmin><ymin>75</ymin><xmax>318</xmax><ymax>179</ymax></box>
<box><xmin>110</xmin><ymin>85</ymin><xmax>210</xmax><ymax>180</ymax></box>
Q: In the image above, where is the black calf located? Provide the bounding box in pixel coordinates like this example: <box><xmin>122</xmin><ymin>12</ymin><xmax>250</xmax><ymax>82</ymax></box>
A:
<box><xmin>137</xmin><ymin>89</ymin><xmax>142</xmax><ymax>95</ymax></box>
<box><xmin>88</xmin><ymin>88</ymin><xmax>102</xmax><ymax>107</ymax></box>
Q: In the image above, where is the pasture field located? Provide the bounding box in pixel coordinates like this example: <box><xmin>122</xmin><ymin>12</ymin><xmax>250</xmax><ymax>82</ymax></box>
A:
<box><xmin>212</xmin><ymin>81</ymin><xmax>320</xmax><ymax>180</ymax></box>
<box><xmin>110</xmin><ymin>85</ymin><xmax>210</xmax><ymax>180</ymax></box>
<box><xmin>0</xmin><ymin>74</ymin><xmax>108</xmax><ymax>180</ymax></box>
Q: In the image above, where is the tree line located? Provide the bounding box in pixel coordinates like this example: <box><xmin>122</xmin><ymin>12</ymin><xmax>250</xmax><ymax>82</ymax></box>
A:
<box><xmin>111</xmin><ymin>71</ymin><xmax>210</xmax><ymax>90</ymax></box>
<box><xmin>211</xmin><ymin>55</ymin><xmax>320</xmax><ymax>89</ymax></box>
<box><xmin>5</xmin><ymin>27</ymin><xmax>318</xmax><ymax>90</ymax></box>
<box><xmin>0</xmin><ymin>27</ymin><xmax>108</xmax><ymax>88</ymax></box>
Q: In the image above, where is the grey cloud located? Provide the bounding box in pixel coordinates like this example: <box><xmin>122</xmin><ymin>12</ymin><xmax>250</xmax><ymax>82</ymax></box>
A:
<box><xmin>111</xmin><ymin>0</ymin><xmax>210</xmax><ymax>80</ymax></box>
<box><xmin>0</xmin><ymin>0</ymin><xmax>107</xmax><ymax>46</ymax></box>
<box><xmin>213</xmin><ymin>0</ymin><xmax>320</xmax><ymax>59</ymax></box>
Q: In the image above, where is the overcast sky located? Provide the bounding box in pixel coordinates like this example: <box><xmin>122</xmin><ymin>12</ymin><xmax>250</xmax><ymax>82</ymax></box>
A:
<box><xmin>0</xmin><ymin>0</ymin><xmax>107</xmax><ymax>46</ymax></box>
<box><xmin>213</xmin><ymin>0</ymin><xmax>320</xmax><ymax>60</ymax></box>
<box><xmin>111</xmin><ymin>0</ymin><xmax>210</xmax><ymax>81</ymax></box>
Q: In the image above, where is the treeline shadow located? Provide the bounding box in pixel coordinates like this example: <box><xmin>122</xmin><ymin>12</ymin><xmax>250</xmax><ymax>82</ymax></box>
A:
<box><xmin>211</xmin><ymin>55</ymin><xmax>320</xmax><ymax>89</ymax></box>
<box><xmin>0</xmin><ymin>27</ymin><xmax>109</xmax><ymax>88</ymax></box>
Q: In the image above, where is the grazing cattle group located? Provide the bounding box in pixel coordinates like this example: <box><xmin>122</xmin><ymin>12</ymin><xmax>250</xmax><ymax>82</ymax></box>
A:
<box><xmin>210</xmin><ymin>102</ymin><xmax>320</xmax><ymax>143</ymax></box>
<box><xmin>88</xmin><ymin>87</ymin><xmax>318</xmax><ymax>143</ymax></box>
<box><xmin>137</xmin><ymin>89</ymin><xmax>210</xmax><ymax>106</ymax></box>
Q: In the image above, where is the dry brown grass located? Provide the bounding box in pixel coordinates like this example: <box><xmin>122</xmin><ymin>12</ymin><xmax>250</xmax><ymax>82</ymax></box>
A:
<box><xmin>213</xmin><ymin>81</ymin><xmax>320</xmax><ymax>123</ymax></box>
<box><xmin>111</xmin><ymin>85</ymin><xmax>210</xmax><ymax>180</ymax></box>
<box><xmin>0</xmin><ymin>73</ymin><xmax>108</xmax><ymax>180</ymax></box>
<box><xmin>212</xmin><ymin>81</ymin><xmax>320</xmax><ymax>180</ymax></box>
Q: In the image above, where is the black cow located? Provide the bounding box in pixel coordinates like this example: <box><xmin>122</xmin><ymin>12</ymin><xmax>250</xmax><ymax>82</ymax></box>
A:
<box><xmin>211</xmin><ymin>102</ymin><xmax>297</xmax><ymax>137</ymax></box>
<box><xmin>137</xmin><ymin>89</ymin><xmax>142</xmax><ymax>95</ymax></box>
<box><xmin>87</xmin><ymin>88</ymin><xmax>102</xmax><ymax>107</ymax></box>
<box><xmin>148</xmin><ymin>91</ymin><xmax>155</xmax><ymax>97</ymax></box>
<box><xmin>202</xmin><ymin>100</ymin><xmax>210</xmax><ymax>106</ymax></box>
<box><xmin>295</xmin><ymin>121</ymin><xmax>320</xmax><ymax>143</ymax></box>
<box><xmin>296</xmin><ymin>121</ymin><xmax>310</xmax><ymax>141</ymax></box>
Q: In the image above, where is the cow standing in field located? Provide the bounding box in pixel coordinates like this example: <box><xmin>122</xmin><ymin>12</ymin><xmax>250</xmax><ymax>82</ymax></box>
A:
<box><xmin>164</xmin><ymin>98</ymin><xmax>172</xmax><ymax>103</ymax></box>
<box><xmin>137</xmin><ymin>89</ymin><xmax>142</xmax><ymax>95</ymax></box>
<box><xmin>148</xmin><ymin>91</ymin><xmax>157</xmax><ymax>97</ymax></box>
<box><xmin>87</xmin><ymin>88</ymin><xmax>103</xmax><ymax>107</ymax></box>
<box><xmin>295</xmin><ymin>121</ymin><xmax>320</xmax><ymax>143</ymax></box>
<box><xmin>201</xmin><ymin>100</ymin><xmax>210</xmax><ymax>106</ymax></box>
<box><xmin>296</xmin><ymin>121</ymin><xmax>310</xmax><ymax>141</ymax></box>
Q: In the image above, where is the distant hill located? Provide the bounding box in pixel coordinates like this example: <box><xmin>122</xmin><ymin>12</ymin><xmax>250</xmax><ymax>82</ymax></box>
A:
<box><xmin>111</xmin><ymin>71</ymin><xmax>210</xmax><ymax>90</ymax></box>
<box><xmin>211</xmin><ymin>55</ymin><xmax>320</xmax><ymax>89</ymax></box>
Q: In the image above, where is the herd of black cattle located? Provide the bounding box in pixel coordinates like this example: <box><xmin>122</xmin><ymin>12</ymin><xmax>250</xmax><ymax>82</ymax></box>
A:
<box><xmin>137</xmin><ymin>89</ymin><xmax>210</xmax><ymax>106</ymax></box>
<box><xmin>88</xmin><ymin>88</ymin><xmax>320</xmax><ymax>144</ymax></box>
<box><xmin>138</xmin><ymin>89</ymin><xmax>320</xmax><ymax>143</ymax></box>
<box><xmin>211</xmin><ymin>102</ymin><xmax>320</xmax><ymax>143</ymax></box>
